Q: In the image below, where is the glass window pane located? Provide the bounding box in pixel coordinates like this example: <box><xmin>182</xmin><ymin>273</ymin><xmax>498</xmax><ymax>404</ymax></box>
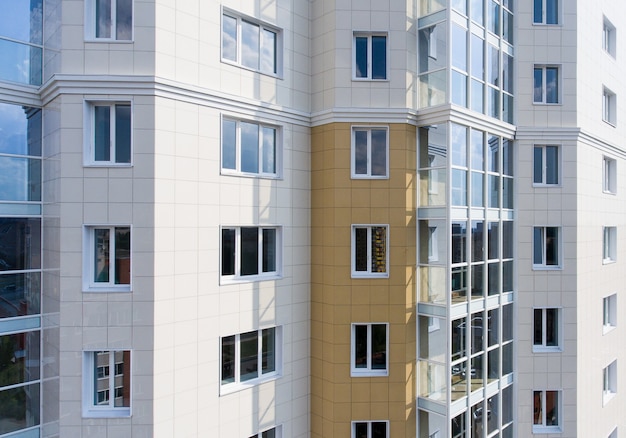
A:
<box><xmin>471</xmin><ymin>264</ymin><xmax>483</xmax><ymax>299</ymax></box>
<box><xmin>372</xmin><ymin>36</ymin><xmax>387</xmax><ymax>79</ymax></box>
<box><xmin>0</xmin><ymin>40</ymin><xmax>41</xmax><ymax>85</ymax></box>
<box><xmin>488</xmin><ymin>262</ymin><xmax>499</xmax><ymax>295</ymax></box>
<box><xmin>502</xmin><ymin>342</ymin><xmax>513</xmax><ymax>374</ymax></box>
<box><xmin>503</xmin><ymin>260</ymin><xmax>513</xmax><ymax>292</ymax></box>
<box><xmin>533</xmin><ymin>146</ymin><xmax>543</xmax><ymax>183</ymax></box>
<box><xmin>545</xmin><ymin>391</ymin><xmax>558</xmax><ymax>425</ymax></box>
<box><xmin>502</xmin><ymin>53</ymin><xmax>513</xmax><ymax>94</ymax></box>
<box><xmin>222</xmin><ymin>15</ymin><xmax>237</xmax><ymax>62</ymax></box>
<box><xmin>221</xmin><ymin>335</ymin><xmax>235</xmax><ymax>383</ymax></box>
<box><xmin>354</xmin><ymin>227</ymin><xmax>367</xmax><ymax>271</ymax></box>
<box><xmin>241</xmin><ymin>21</ymin><xmax>260</xmax><ymax>70</ymax></box>
<box><xmin>261</xmin><ymin>127</ymin><xmax>276</xmax><ymax>174</ymax></box>
<box><xmin>261</xmin><ymin>29</ymin><xmax>276</xmax><ymax>74</ymax></box>
<box><xmin>94</xmin><ymin>106</ymin><xmax>111</xmax><ymax>162</ymax></box>
<box><xmin>451</xmin><ymin>124</ymin><xmax>467</xmax><ymax>167</ymax></box>
<box><xmin>487</xmin><ymin>347</ymin><xmax>499</xmax><ymax>379</ymax></box>
<box><xmin>354</xmin><ymin>130</ymin><xmax>368</xmax><ymax>175</ymax></box>
<box><xmin>488</xmin><ymin>1</ymin><xmax>500</xmax><ymax>35</ymax></box>
<box><xmin>116</xmin><ymin>0</ymin><xmax>132</xmax><ymax>40</ymax></box>
<box><xmin>533</xmin><ymin>309</ymin><xmax>542</xmax><ymax>345</ymax></box>
<box><xmin>371</xmin><ymin>422</ymin><xmax>387</xmax><ymax>438</ymax></box>
<box><xmin>221</xmin><ymin>229</ymin><xmax>235</xmax><ymax>275</ymax></box>
<box><xmin>471</xmin><ymin>35</ymin><xmax>483</xmax><ymax>79</ymax></box>
<box><xmin>452</xmin><ymin>25</ymin><xmax>467</xmax><ymax>71</ymax></box>
<box><xmin>240</xmin><ymin>122</ymin><xmax>259</xmax><ymax>173</ymax></box>
<box><xmin>240</xmin><ymin>227</ymin><xmax>259</xmax><ymax>276</ymax></box>
<box><xmin>471</xmin><ymin>171</ymin><xmax>483</xmax><ymax>206</ymax></box>
<box><xmin>371</xmin><ymin>227</ymin><xmax>386</xmax><ymax>272</ymax></box>
<box><xmin>471</xmin><ymin>79</ymin><xmax>484</xmax><ymax>113</ymax></box>
<box><xmin>262</xmin><ymin>228</ymin><xmax>276</xmax><ymax>273</ymax></box>
<box><xmin>452</xmin><ymin>266</ymin><xmax>467</xmax><ymax>303</ymax></box>
<box><xmin>487</xmin><ymin>45</ymin><xmax>499</xmax><ymax>86</ymax></box>
<box><xmin>262</xmin><ymin>328</ymin><xmax>275</xmax><ymax>374</ymax></box>
<box><xmin>546</xmin><ymin>67</ymin><xmax>558</xmax><ymax>103</ymax></box>
<box><xmin>0</xmin><ymin>0</ymin><xmax>43</xmax><ymax>44</ymax></box>
<box><xmin>546</xmin><ymin>0</ymin><xmax>558</xmax><ymax>24</ymax></box>
<box><xmin>239</xmin><ymin>331</ymin><xmax>259</xmax><ymax>381</ymax></box>
<box><xmin>371</xmin><ymin>129</ymin><xmax>387</xmax><ymax>176</ymax></box>
<box><xmin>488</xmin><ymin>174</ymin><xmax>499</xmax><ymax>208</ymax></box>
<box><xmin>354</xmin><ymin>422</ymin><xmax>368</xmax><ymax>437</ymax></box>
<box><xmin>354</xmin><ymin>325</ymin><xmax>367</xmax><ymax>368</ymax></box>
<box><xmin>452</xmin><ymin>71</ymin><xmax>468</xmax><ymax>107</ymax></box>
<box><xmin>452</xmin><ymin>318</ymin><xmax>467</xmax><ymax>360</ymax></box>
<box><xmin>95</xmin><ymin>0</ymin><xmax>112</xmax><ymax>38</ymax></box>
<box><xmin>503</xmin><ymin>9</ymin><xmax>513</xmax><ymax>43</ymax></box>
<box><xmin>114</xmin><ymin>227</ymin><xmax>130</xmax><ymax>285</ymax></box>
<box><xmin>487</xmin><ymin>221</ymin><xmax>499</xmax><ymax>259</ymax></box>
<box><xmin>502</xmin><ymin>304</ymin><xmax>513</xmax><ymax>341</ymax></box>
<box><xmin>533</xmin><ymin>0</ymin><xmax>542</xmax><ymax>23</ymax></box>
<box><xmin>0</xmin><ymin>382</ymin><xmax>40</xmax><ymax>434</ymax></box>
<box><xmin>115</xmin><ymin>104</ymin><xmax>131</xmax><ymax>163</ymax></box>
<box><xmin>0</xmin><ymin>272</ymin><xmax>41</xmax><ymax>318</ymax></box>
<box><xmin>452</xmin><ymin>169</ymin><xmax>467</xmax><ymax>206</ymax></box>
<box><xmin>546</xmin><ymin>308</ymin><xmax>558</xmax><ymax>346</ymax></box>
<box><xmin>0</xmin><ymin>218</ymin><xmax>41</xmax><ymax>272</ymax></box>
<box><xmin>0</xmin><ymin>104</ymin><xmax>41</xmax><ymax>156</ymax></box>
<box><xmin>546</xmin><ymin>146</ymin><xmax>558</xmax><ymax>184</ymax></box>
<box><xmin>113</xmin><ymin>351</ymin><xmax>130</xmax><ymax>407</ymax></box>
<box><xmin>503</xmin><ymin>177</ymin><xmax>513</xmax><ymax>208</ymax></box>
<box><xmin>488</xmin><ymin>87</ymin><xmax>500</xmax><ymax>118</ymax></box>
<box><xmin>371</xmin><ymin>324</ymin><xmax>386</xmax><ymax>369</ymax></box>
<box><xmin>471</xmin><ymin>313</ymin><xmax>483</xmax><ymax>354</ymax></box>
<box><xmin>452</xmin><ymin>222</ymin><xmax>467</xmax><ymax>264</ymax></box>
<box><xmin>0</xmin><ymin>157</ymin><xmax>41</xmax><ymax>201</ymax></box>
<box><xmin>472</xmin><ymin>221</ymin><xmax>484</xmax><ymax>262</ymax></box>
<box><xmin>470</xmin><ymin>0</ymin><xmax>483</xmax><ymax>25</ymax></box>
<box><xmin>545</xmin><ymin>227</ymin><xmax>558</xmax><ymax>265</ymax></box>
<box><xmin>94</xmin><ymin>228</ymin><xmax>110</xmax><ymax>282</ymax></box>
<box><xmin>222</xmin><ymin>120</ymin><xmax>236</xmax><ymax>170</ymax></box>
<box><xmin>355</xmin><ymin>36</ymin><xmax>367</xmax><ymax>78</ymax></box>
<box><xmin>488</xmin><ymin>308</ymin><xmax>499</xmax><ymax>346</ymax></box>
<box><xmin>502</xmin><ymin>221</ymin><xmax>513</xmax><ymax>258</ymax></box>
<box><xmin>0</xmin><ymin>331</ymin><xmax>40</xmax><ymax>387</ymax></box>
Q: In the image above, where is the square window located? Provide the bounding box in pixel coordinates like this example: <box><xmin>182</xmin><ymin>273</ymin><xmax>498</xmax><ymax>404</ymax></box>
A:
<box><xmin>85</xmin><ymin>0</ymin><xmax>133</xmax><ymax>41</ymax></box>
<box><xmin>532</xmin><ymin>390</ymin><xmax>561</xmax><ymax>432</ymax></box>
<box><xmin>603</xmin><ymin>17</ymin><xmax>616</xmax><ymax>58</ymax></box>
<box><xmin>533</xmin><ymin>0</ymin><xmax>558</xmax><ymax>25</ymax></box>
<box><xmin>352</xmin><ymin>421</ymin><xmax>389</xmax><ymax>438</ymax></box>
<box><xmin>533</xmin><ymin>66</ymin><xmax>560</xmax><ymax>104</ymax></box>
<box><xmin>220</xmin><ymin>226</ymin><xmax>281</xmax><ymax>283</ymax></box>
<box><xmin>83</xmin><ymin>350</ymin><xmax>131</xmax><ymax>417</ymax></box>
<box><xmin>83</xmin><ymin>226</ymin><xmax>131</xmax><ymax>292</ymax></box>
<box><xmin>603</xmin><ymin>294</ymin><xmax>617</xmax><ymax>333</ymax></box>
<box><xmin>533</xmin><ymin>145</ymin><xmax>559</xmax><ymax>185</ymax></box>
<box><xmin>353</xmin><ymin>33</ymin><xmax>388</xmax><ymax>80</ymax></box>
<box><xmin>249</xmin><ymin>426</ymin><xmax>281</xmax><ymax>438</ymax></box>
<box><xmin>603</xmin><ymin>87</ymin><xmax>617</xmax><ymax>126</ymax></box>
<box><xmin>533</xmin><ymin>226</ymin><xmax>560</xmax><ymax>268</ymax></box>
<box><xmin>352</xmin><ymin>225</ymin><xmax>389</xmax><ymax>277</ymax></box>
<box><xmin>603</xmin><ymin>156</ymin><xmax>617</xmax><ymax>194</ymax></box>
<box><xmin>84</xmin><ymin>102</ymin><xmax>132</xmax><ymax>165</ymax></box>
<box><xmin>221</xmin><ymin>9</ymin><xmax>282</xmax><ymax>76</ymax></box>
<box><xmin>220</xmin><ymin>327</ymin><xmax>281</xmax><ymax>394</ymax></box>
<box><xmin>603</xmin><ymin>227</ymin><xmax>617</xmax><ymax>263</ymax></box>
<box><xmin>351</xmin><ymin>323</ymin><xmax>388</xmax><ymax>376</ymax></box>
<box><xmin>533</xmin><ymin>308</ymin><xmax>561</xmax><ymax>352</ymax></box>
<box><xmin>603</xmin><ymin>360</ymin><xmax>617</xmax><ymax>404</ymax></box>
<box><xmin>221</xmin><ymin>118</ymin><xmax>280</xmax><ymax>177</ymax></box>
<box><xmin>352</xmin><ymin>127</ymin><xmax>389</xmax><ymax>178</ymax></box>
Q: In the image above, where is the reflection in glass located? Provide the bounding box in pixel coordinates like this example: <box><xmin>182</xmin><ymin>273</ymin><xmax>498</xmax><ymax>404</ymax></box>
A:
<box><xmin>452</xmin><ymin>222</ymin><xmax>467</xmax><ymax>264</ymax></box>
<box><xmin>0</xmin><ymin>382</ymin><xmax>40</xmax><ymax>435</ymax></box>
<box><xmin>240</xmin><ymin>122</ymin><xmax>259</xmax><ymax>173</ymax></box>
<box><xmin>471</xmin><ymin>221</ymin><xmax>484</xmax><ymax>262</ymax></box>
<box><xmin>488</xmin><ymin>262</ymin><xmax>499</xmax><ymax>295</ymax></box>
<box><xmin>0</xmin><ymin>218</ymin><xmax>41</xmax><ymax>272</ymax></box>
<box><xmin>502</xmin><ymin>342</ymin><xmax>513</xmax><ymax>375</ymax></box>
<box><xmin>239</xmin><ymin>331</ymin><xmax>258</xmax><ymax>381</ymax></box>
<box><xmin>419</xmin><ymin>220</ymin><xmax>446</xmax><ymax>265</ymax></box>
<box><xmin>419</xmin><ymin>360</ymin><xmax>446</xmax><ymax>401</ymax></box>
<box><xmin>471</xmin><ymin>264</ymin><xmax>483</xmax><ymax>299</ymax></box>
<box><xmin>420</xmin><ymin>266</ymin><xmax>446</xmax><ymax>304</ymax></box>
<box><xmin>419</xmin><ymin>316</ymin><xmax>445</xmax><ymax>362</ymax></box>
<box><xmin>241</xmin><ymin>227</ymin><xmax>259</xmax><ymax>276</ymax></box>
<box><xmin>487</xmin><ymin>347</ymin><xmax>499</xmax><ymax>381</ymax></box>
<box><xmin>502</xmin><ymin>304</ymin><xmax>513</xmax><ymax>341</ymax></box>
<box><xmin>114</xmin><ymin>104</ymin><xmax>131</xmax><ymax>163</ymax></box>
<box><xmin>471</xmin><ymin>313</ymin><xmax>483</xmax><ymax>354</ymax></box>
<box><xmin>451</xmin><ymin>359</ymin><xmax>468</xmax><ymax>400</ymax></box>
<box><xmin>241</xmin><ymin>20</ymin><xmax>260</xmax><ymax>70</ymax></box>
<box><xmin>116</xmin><ymin>0</ymin><xmax>133</xmax><ymax>40</ymax></box>
<box><xmin>371</xmin><ymin>129</ymin><xmax>387</xmax><ymax>176</ymax></box>
<box><xmin>419</xmin><ymin>23</ymin><xmax>447</xmax><ymax>73</ymax></box>
<box><xmin>0</xmin><ymin>157</ymin><xmax>41</xmax><ymax>201</ymax></box>
<box><xmin>0</xmin><ymin>331</ymin><xmax>40</xmax><ymax>387</ymax></box>
<box><xmin>451</xmin><ymin>266</ymin><xmax>467</xmax><ymax>303</ymax></box>
<box><xmin>487</xmin><ymin>308</ymin><xmax>499</xmax><ymax>346</ymax></box>
<box><xmin>0</xmin><ymin>39</ymin><xmax>42</xmax><ymax>85</ymax></box>
<box><xmin>0</xmin><ymin>0</ymin><xmax>43</xmax><ymax>44</ymax></box>
<box><xmin>470</xmin><ymin>0</ymin><xmax>484</xmax><ymax>25</ymax></box>
<box><xmin>452</xmin><ymin>25</ymin><xmax>467</xmax><ymax>71</ymax></box>
<box><xmin>371</xmin><ymin>35</ymin><xmax>387</xmax><ymax>79</ymax></box>
<box><xmin>452</xmin><ymin>318</ymin><xmax>467</xmax><ymax>361</ymax></box>
<box><xmin>452</xmin><ymin>169</ymin><xmax>467</xmax><ymax>206</ymax></box>
<box><xmin>471</xmin><ymin>171</ymin><xmax>483</xmax><ymax>206</ymax></box>
<box><xmin>488</xmin><ymin>1</ymin><xmax>500</xmax><ymax>35</ymax></box>
<box><xmin>487</xmin><ymin>222</ymin><xmax>499</xmax><ymax>259</ymax></box>
<box><xmin>452</xmin><ymin>71</ymin><xmax>468</xmax><ymax>107</ymax></box>
<box><xmin>0</xmin><ymin>103</ymin><xmax>41</xmax><ymax>156</ymax></box>
<box><xmin>262</xmin><ymin>327</ymin><xmax>275</xmax><ymax>374</ymax></box>
<box><xmin>0</xmin><ymin>272</ymin><xmax>40</xmax><ymax>318</ymax></box>
<box><xmin>419</xmin><ymin>70</ymin><xmax>446</xmax><ymax>107</ymax></box>
<box><xmin>221</xmin><ymin>335</ymin><xmax>235</xmax><ymax>383</ymax></box>
<box><xmin>471</xmin><ymin>34</ymin><xmax>484</xmax><ymax>79</ymax></box>
<box><xmin>262</xmin><ymin>127</ymin><xmax>276</xmax><ymax>174</ymax></box>
<box><xmin>222</xmin><ymin>15</ymin><xmax>237</xmax><ymax>61</ymax></box>
<box><xmin>355</xmin><ymin>36</ymin><xmax>367</xmax><ymax>78</ymax></box>
<box><xmin>221</xmin><ymin>120</ymin><xmax>236</xmax><ymax>170</ymax></box>
<box><xmin>470</xmin><ymin>354</ymin><xmax>483</xmax><ymax>391</ymax></box>
<box><xmin>261</xmin><ymin>29</ymin><xmax>277</xmax><ymax>74</ymax></box>
<box><xmin>471</xmin><ymin>79</ymin><xmax>484</xmax><ymax>113</ymax></box>
<box><xmin>354</xmin><ymin>130</ymin><xmax>367</xmax><ymax>175</ymax></box>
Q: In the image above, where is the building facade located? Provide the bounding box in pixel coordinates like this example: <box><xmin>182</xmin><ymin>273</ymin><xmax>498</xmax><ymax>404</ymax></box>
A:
<box><xmin>0</xmin><ymin>0</ymin><xmax>625</xmax><ymax>437</ymax></box>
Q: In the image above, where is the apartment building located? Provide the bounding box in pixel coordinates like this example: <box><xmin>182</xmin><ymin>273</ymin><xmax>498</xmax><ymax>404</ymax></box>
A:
<box><xmin>0</xmin><ymin>1</ymin><xmax>625</xmax><ymax>437</ymax></box>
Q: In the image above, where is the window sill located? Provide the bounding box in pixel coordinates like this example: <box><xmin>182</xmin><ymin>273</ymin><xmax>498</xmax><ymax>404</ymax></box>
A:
<box><xmin>220</xmin><ymin>59</ymin><xmax>283</xmax><ymax>80</ymax></box>
<box><xmin>532</xmin><ymin>265</ymin><xmax>562</xmax><ymax>271</ymax></box>
<box><xmin>533</xmin><ymin>183</ymin><xmax>561</xmax><ymax>188</ymax></box>
<box><xmin>84</xmin><ymin>39</ymin><xmax>134</xmax><ymax>44</ymax></box>
<box><xmin>533</xmin><ymin>346</ymin><xmax>562</xmax><ymax>353</ymax></box>
<box><xmin>351</xmin><ymin>272</ymin><xmax>389</xmax><ymax>279</ymax></box>
<box><xmin>220</xmin><ymin>273</ymin><xmax>282</xmax><ymax>285</ymax></box>
<box><xmin>603</xmin><ymin>259</ymin><xmax>617</xmax><ymax>265</ymax></box>
<box><xmin>603</xmin><ymin>119</ymin><xmax>617</xmax><ymax>128</ymax></box>
<box><xmin>83</xmin><ymin>407</ymin><xmax>131</xmax><ymax>418</ymax></box>
<box><xmin>84</xmin><ymin>162</ymin><xmax>133</xmax><ymax>168</ymax></box>
<box><xmin>83</xmin><ymin>285</ymin><xmax>132</xmax><ymax>293</ymax></box>
<box><xmin>352</xmin><ymin>78</ymin><xmax>389</xmax><ymax>82</ymax></box>
<box><xmin>602</xmin><ymin>190</ymin><xmax>617</xmax><ymax>195</ymax></box>
<box><xmin>603</xmin><ymin>391</ymin><xmax>616</xmax><ymax>406</ymax></box>
<box><xmin>351</xmin><ymin>175</ymin><xmax>389</xmax><ymax>180</ymax></box>
<box><xmin>532</xmin><ymin>102</ymin><xmax>562</xmax><ymax>106</ymax></box>
<box><xmin>220</xmin><ymin>373</ymin><xmax>281</xmax><ymax>396</ymax></box>
<box><xmin>351</xmin><ymin>369</ymin><xmax>389</xmax><ymax>377</ymax></box>
<box><xmin>532</xmin><ymin>426</ymin><xmax>562</xmax><ymax>434</ymax></box>
<box><xmin>220</xmin><ymin>169</ymin><xmax>282</xmax><ymax>180</ymax></box>
<box><xmin>603</xmin><ymin>325</ymin><xmax>617</xmax><ymax>335</ymax></box>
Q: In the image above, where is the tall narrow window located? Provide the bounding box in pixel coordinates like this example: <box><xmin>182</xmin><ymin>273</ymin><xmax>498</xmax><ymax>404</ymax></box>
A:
<box><xmin>352</xmin><ymin>225</ymin><xmax>389</xmax><ymax>277</ymax></box>
<box><xmin>603</xmin><ymin>360</ymin><xmax>617</xmax><ymax>404</ymax></box>
<box><xmin>83</xmin><ymin>350</ymin><xmax>131</xmax><ymax>417</ymax></box>
<box><xmin>351</xmin><ymin>323</ymin><xmax>388</xmax><ymax>376</ymax></box>
<box><xmin>533</xmin><ymin>66</ymin><xmax>559</xmax><ymax>104</ymax></box>
<box><xmin>85</xmin><ymin>102</ymin><xmax>132</xmax><ymax>165</ymax></box>
<box><xmin>603</xmin><ymin>294</ymin><xmax>617</xmax><ymax>333</ymax></box>
<box><xmin>603</xmin><ymin>17</ymin><xmax>616</xmax><ymax>58</ymax></box>
<box><xmin>533</xmin><ymin>226</ymin><xmax>560</xmax><ymax>268</ymax></box>
<box><xmin>84</xmin><ymin>226</ymin><xmax>131</xmax><ymax>291</ymax></box>
<box><xmin>352</xmin><ymin>127</ymin><xmax>388</xmax><ymax>178</ymax></box>
<box><xmin>221</xmin><ymin>118</ymin><xmax>279</xmax><ymax>177</ymax></box>
<box><xmin>533</xmin><ymin>308</ymin><xmax>560</xmax><ymax>351</ymax></box>
<box><xmin>603</xmin><ymin>156</ymin><xmax>617</xmax><ymax>194</ymax></box>
<box><xmin>86</xmin><ymin>0</ymin><xmax>133</xmax><ymax>40</ymax></box>
<box><xmin>533</xmin><ymin>390</ymin><xmax>561</xmax><ymax>432</ymax></box>
<box><xmin>603</xmin><ymin>87</ymin><xmax>617</xmax><ymax>126</ymax></box>
<box><xmin>354</xmin><ymin>33</ymin><xmax>388</xmax><ymax>80</ymax></box>
<box><xmin>603</xmin><ymin>227</ymin><xmax>617</xmax><ymax>263</ymax></box>
<box><xmin>533</xmin><ymin>145</ymin><xmax>559</xmax><ymax>185</ymax></box>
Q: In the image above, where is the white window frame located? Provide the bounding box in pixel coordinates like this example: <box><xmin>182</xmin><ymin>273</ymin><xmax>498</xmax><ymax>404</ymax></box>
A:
<box><xmin>533</xmin><ymin>226</ymin><xmax>561</xmax><ymax>269</ymax></box>
<box><xmin>603</xmin><ymin>87</ymin><xmax>617</xmax><ymax>126</ymax></box>
<box><xmin>603</xmin><ymin>360</ymin><xmax>617</xmax><ymax>404</ymax></box>
<box><xmin>603</xmin><ymin>17</ymin><xmax>616</xmax><ymax>58</ymax></box>
<box><xmin>533</xmin><ymin>65</ymin><xmax>560</xmax><ymax>104</ymax></box>
<box><xmin>603</xmin><ymin>294</ymin><xmax>617</xmax><ymax>334</ymax></box>
<box><xmin>608</xmin><ymin>427</ymin><xmax>618</xmax><ymax>438</ymax></box>
<box><xmin>82</xmin><ymin>350</ymin><xmax>131</xmax><ymax>418</ymax></box>
<box><xmin>221</xmin><ymin>116</ymin><xmax>281</xmax><ymax>178</ymax></box>
<box><xmin>533</xmin><ymin>307</ymin><xmax>561</xmax><ymax>352</ymax></box>
<box><xmin>220</xmin><ymin>226</ymin><xmax>282</xmax><ymax>284</ymax></box>
<box><xmin>353</xmin><ymin>32</ymin><xmax>388</xmax><ymax>80</ymax></box>
<box><xmin>249</xmin><ymin>425</ymin><xmax>282</xmax><ymax>438</ymax></box>
<box><xmin>84</xmin><ymin>0</ymin><xmax>134</xmax><ymax>41</ymax></box>
<box><xmin>83</xmin><ymin>225</ymin><xmax>132</xmax><ymax>292</ymax></box>
<box><xmin>603</xmin><ymin>156</ymin><xmax>617</xmax><ymax>194</ymax></box>
<box><xmin>351</xmin><ymin>225</ymin><xmax>389</xmax><ymax>278</ymax></box>
<box><xmin>533</xmin><ymin>145</ymin><xmax>560</xmax><ymax>186</ymax></box>
<box><xmin>532</xmin><ymin>390</ymin><xmax>562</xmax><ymax>433</ymax></box>
<box><xmin>221</xmin><ymin>8</ymin><xmax>283</xmax><ymax>77</ymax></box>
<box><xmin>351</xmin><ymin>323</ymin><xmax>389</xmax><ymax>377</ymax></box>
<box><xmin>351</xmin><ymin>420</ymin><xmax>389</xmax><ymax>438</ymax></box>
<box><xmin>351</xmin><ymin>126</ymin><xmax>389</xmax><ymax>179</ymax></box>
<box><xmin>533</xmin><ymin>0</ymin><xmax>559</xmax><ymax>25</ymax></box>
<box><xmin>220</xmin><ymin>327</ymin><xmax>282</xmax><ymax>395</ymax></box>
<box><xmin>83</xmin><ymin>100</ymin><xmax>133</xmax><ymax>166</ymax></box>
<box><xmin>603</xmin><ymin>226</ymin><xmax>617</xmax><ymax>264</ymax></box>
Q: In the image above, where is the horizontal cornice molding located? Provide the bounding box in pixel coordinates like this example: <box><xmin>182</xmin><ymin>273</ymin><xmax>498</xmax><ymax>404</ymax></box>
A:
<box><xmin>0</xmin><ymin>82</ymin><xmax>44</xmax><ymax>107</ymax></box>
<box><xmin>310</xmin><ymin>107</ymin><xmax>419</xmax><ymax>126</ymax></box>
<box><xmin>516</xmin><ymin>126</ymin><xmax>626</xmax><ymax>158</ymax></box>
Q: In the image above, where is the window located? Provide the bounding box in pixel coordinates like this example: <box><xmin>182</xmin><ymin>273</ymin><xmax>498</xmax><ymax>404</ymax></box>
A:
<box><xmin>533</xmin><ymin>226</ymin><xmax>560</xmax><ymax>268</ymax></box>
<box><xmin>603</xmin><ymin>17</ymin><xmax>616</xmax><ymax>58</ymax></box>
<box><xmin>351</xmin><ymin>323</ymin><xmax>388</xmax><ymax>376</ymax></box>
<box><xmin>603</xmin><ymin>360</ymin><xmax>617</xmax><ymax>404</ymax></box>
<box><xmin>83</xmin><ymin>226</ymin><xmax>131</xmax><ymax>291</ymax></box>
<box><xmin>221</xmin><ymin>226</ymin><xmax>281</xmax><ymax>282</ymax></box>
<box><xmin>533</xmin><ymin>145</ymin><xmax>559</xmax><ymax>185</ymax></box>
<box><xmin>352</xmin><ymin>127</ymin><xmax>389</xmax><ymax>178</ymax></box>
<box><xmin>603</xmin><ymin>294</ymin><xmax>617</xmax><ymax>333</ymax></box>
<box><xmin>85</xmin><ymin>0</ymin><xmax>133</xmax><ymax>41</ymax></box>
<box><xmin>220</xmin><ymin>327</ymin><xmax>281</xmax><ymax>394</ymax></box>
<box><xmin>353</xmin><ymin>33</ymin><xmax>387</xmax><ymax>80</ymax></box>
<box><xmin>533</xmin><ymin>308</ymin><xmax>560</xmax><ymax>351</ymax></box>
<box><xmin>603</xmin><ymin>87</ymin><xmax>617</xmax><ymax>126</ymax></box>
<box><xmin>603</xmin><ymin>227</ymin><xmax>617</xmax><ymax>263</ymax></box>
<box><xmin>532</xmin><ymin>390</ymin><xmax>561</xmax><ymax>432</ymax></box>
<box><xmin>352</xmin><ymin>225</ymin><xmax>389</xmax><ymax>277</ymax></box>
<box><xmin>534</xmin><ymin>66</ymin><xmax>559</xmax><ymax>104</ymax></box>
<box><xmin>603</xmin><ymin>156</ymin><xmax>617</xmax><ymax>194</ymax></box>
<box><xmin>249</xmin><ymin>426</ymin><xmax>281</xmax><ymax>438</ymax></box>
<box><xmin>533</xmin><ymin>0</ymin><xmax>558</xmax><ymax>24</ymax></box>
<box><xmin>83</xmin><ymin>350</ymin><xmax>131</xmax><ymax>417</ymax></box>
<box><xmin>221</xmin><ymin>118</ymin><xmax>279</xmax><ymax>177</ymax></box>
<box><xmin>352</xmin><ymin>421</ymin><xmax>389</xmax><ymax>438</ymax></box>
<box><xmin>608</xmin><ymin>427</ymin><xmax>618</xmax><ymax>438</ymax></box>
<box><xmin>84</xmin><ymin>102</ymin><xmax>132</xmax><ymax>165</ymax></box>
<box><xmin>221</xmin><ymin>10</ymin><xmax>281</xmax><ymax>76</ymax></box>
